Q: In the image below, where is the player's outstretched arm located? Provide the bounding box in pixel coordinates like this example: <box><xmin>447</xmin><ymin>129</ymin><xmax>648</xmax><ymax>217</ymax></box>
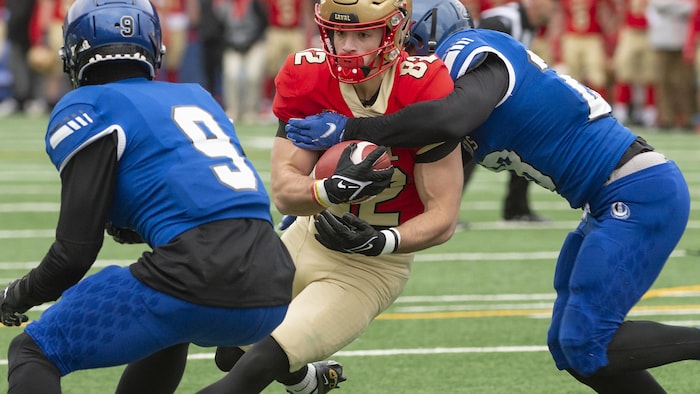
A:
<box><xmin>0</xmin><ymin>135</ymin><xmax>120</xmax><ymax>327</ymax></box>
<box><xmin>286</xmin><ymin>54</ymin><xmax>509</xmax><ymax>149</ymax></box>
<box><xmin>286</xmin><ymin>112</ymin><xmax>348</xmax><ymax>150</ymax></box>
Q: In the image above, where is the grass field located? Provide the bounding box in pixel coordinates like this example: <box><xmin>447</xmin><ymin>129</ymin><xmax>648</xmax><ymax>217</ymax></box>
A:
<box><xmin>1</xmin><ymin>114</ymin><xmax>700</xmax><ymax>393</ymax></box>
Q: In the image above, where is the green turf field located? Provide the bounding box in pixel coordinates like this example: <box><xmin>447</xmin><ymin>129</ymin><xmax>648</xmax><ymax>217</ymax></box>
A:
<box><xmin>1</xmin><ymin>114</ymin><xmax>699</xmax><ymax>393</ymax></box>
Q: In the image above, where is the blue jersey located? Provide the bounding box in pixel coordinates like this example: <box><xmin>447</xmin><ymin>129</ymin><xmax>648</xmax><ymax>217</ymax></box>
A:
<box><xmin>46</xmin><ymin>78</ymin><xmax>272</xmax><ymax>247</ymax></box>
<box><xmin>436</xmin><ymin>29</ymin><xmax>637</xmax><ymax>208</ymax></box>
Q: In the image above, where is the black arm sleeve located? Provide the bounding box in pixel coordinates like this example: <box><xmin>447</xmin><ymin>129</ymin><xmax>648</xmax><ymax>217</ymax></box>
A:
<box><xmin>343</xmin><ymin>53</ymin><xmax>509</xmax><ymax>147</ymax></box>
<box><xmin>19</xmin><ymin>132</ymin><xmax>119</xmax><ymax>306</ymax></box>
<box><xmin>477</xmin><ymin>18</ymin><xmax>511</xmax><ymax>35</ymax></box>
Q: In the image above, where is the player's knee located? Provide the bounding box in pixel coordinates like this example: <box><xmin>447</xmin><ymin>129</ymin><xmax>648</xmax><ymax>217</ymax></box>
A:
<box><xmin>546</xmin><ymin>328</ymin><xmax>571</xmax><ymax>371</ymax></box>
<box><xmin>557</xmin><ymin>330</ymin><xmax>608</xmax><ymax>377</ymax></box>
<box><xmin>553</xmin><ymin>307</ymin><xmax>614</xmax><ymax>376</ymax></box>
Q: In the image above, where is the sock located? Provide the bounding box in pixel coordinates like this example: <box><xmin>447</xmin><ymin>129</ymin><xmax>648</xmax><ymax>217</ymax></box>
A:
<box><xmin>613</xmin><ymin>103</ymin><xmax>629</xmax><ymax>124</ymax></box>
<box><xmin>285</xmin><ymin>363</ymin><xmax>317</xmax><ymax>394</ymax></box>
<box><xmin>641</xmin><ymin>106</ymin><xmax>657</xmax><ymax>128</ymax></box>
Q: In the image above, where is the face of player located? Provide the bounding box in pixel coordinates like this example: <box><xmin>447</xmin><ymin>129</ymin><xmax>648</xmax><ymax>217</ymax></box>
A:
<box><xmin>333</xmin><ymin>27</ymin><xmax>384</xmax><ymax>75</ymax></box>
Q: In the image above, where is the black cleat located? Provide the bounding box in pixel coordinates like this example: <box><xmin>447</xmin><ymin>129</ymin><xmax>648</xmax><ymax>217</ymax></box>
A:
<box><xmin>313</xmin><ymin>360</ymin><xmax>347</xmax><ymax>393</ymax></box>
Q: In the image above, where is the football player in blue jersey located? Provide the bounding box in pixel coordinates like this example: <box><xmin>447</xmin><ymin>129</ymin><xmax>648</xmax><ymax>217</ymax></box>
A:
<box><xmin>285</xmin><ymin>0</ymin><xmax>700</xmax><ymax>392</ymax></box>
<box><xmin>0</xmin><ymin>0</ymin><xmax>295</xmax><ymax>392</ymax></box>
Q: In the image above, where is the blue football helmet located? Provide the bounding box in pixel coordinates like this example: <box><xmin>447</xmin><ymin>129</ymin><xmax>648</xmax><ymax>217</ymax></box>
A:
<box><xmin>407</xmin><ymin>0</ymin><xmax>474</xmax><ymax>56</ymax></box>
<box><xmin>60</xmin><ymin>0</ymin><xmax>165</xmax><ymax>87</ymax></box>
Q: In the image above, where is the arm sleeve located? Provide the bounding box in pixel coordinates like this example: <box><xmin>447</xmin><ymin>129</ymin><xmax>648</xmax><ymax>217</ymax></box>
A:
<box><xmin>477</xmin><ymin>17</ymin><xmax>511</xmax><ymax>34</ymax></box>
<box><xmin>343</xmin><ymin>53</ymin><xmax>509</xmax><ymax>147</ymax></box>
<box><xmin>19</xmin><ymin>132</ymin><xmax>119</xmax><ymax>306</ymax></box>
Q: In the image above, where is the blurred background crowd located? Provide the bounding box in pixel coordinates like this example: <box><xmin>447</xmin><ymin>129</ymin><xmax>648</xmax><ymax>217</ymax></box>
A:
<box><xmin>2</xmin><ymin>0</ymin><xmax>700</xmax><ymax>133</ymax></box>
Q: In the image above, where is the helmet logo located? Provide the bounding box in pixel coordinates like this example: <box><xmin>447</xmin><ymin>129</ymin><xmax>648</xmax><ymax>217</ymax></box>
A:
<box><xmin>330</xmin><ymin>12</ymin><xmax>358</xmax><ymax>23</ymax></box>
<box><xmin>611</xmin><ymin>202</ymin><xmax>631</xmax><ymax>220</ymax></box>
<box><xmin>120</xmin><ymin>16</ymin><xmax>135</xmax><ymax>37</ymax></box>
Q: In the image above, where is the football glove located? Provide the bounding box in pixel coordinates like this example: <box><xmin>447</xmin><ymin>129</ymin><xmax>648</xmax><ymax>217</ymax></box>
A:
<box><xmin>106</xmin><ymin>222</ymin><xmax>145</xmax><ymax>244</ymax></box>
<box><xmin>311</xmin><ymin>143</ymin><xmax>394</xmax><ymax>207</ymax></box>
<box><xmin>0</xmin><ymin>279</ymin><xmax>31</xmax><ymax>327</ymax></box>
<box><xmin>286</xmin><ymin>112</ymin><xmax>348</xmax><ymax>150</ymax></box>
<box><xmin>314</xmin><ymin>210</ymin><xmax>400</xmax><ymax>256</ymax></box>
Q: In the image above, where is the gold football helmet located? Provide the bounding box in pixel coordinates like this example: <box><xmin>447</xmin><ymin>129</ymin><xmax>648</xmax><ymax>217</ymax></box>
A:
<box><xmin>315</xmin><ymin>0</ymin><xmax>412</xmax><ymax>84</ymax></box>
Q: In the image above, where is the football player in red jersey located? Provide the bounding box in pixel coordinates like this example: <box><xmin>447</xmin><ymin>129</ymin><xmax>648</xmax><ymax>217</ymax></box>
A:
<box><xmin>611</xmin><ymin>0</ymin><xmax>657</xmax><ymax>127</ymax></box>
<box><xmin>261</xmin><ymin>0</ymin><xmax>314</xmax><ymax>119</ymax></box>
<box><xmin>558</xmin><ymin>0</ymin><xmax>616</xmax><ymax>98</ymax></box>
<box><xmin>199</xmin><ymin>0</ymin><xmax>465</xmax><ymax>392</ymax></box>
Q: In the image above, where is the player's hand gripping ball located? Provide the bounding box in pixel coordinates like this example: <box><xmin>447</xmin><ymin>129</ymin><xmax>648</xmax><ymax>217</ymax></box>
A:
<box><xmin>311</xmin><ymin>140</ymin><xmax>394</xmax><ymax>205</ymax></box>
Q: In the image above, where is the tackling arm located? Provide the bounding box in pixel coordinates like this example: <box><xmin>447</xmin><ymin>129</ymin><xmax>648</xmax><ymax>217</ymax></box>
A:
<box><xmin>1</xmin><ymin>133</ymin><xmax>118</xmax><ymax>324</ymax></box>
<box><xmin>343</xmin><ymin>54</ymin><xmax>509</xmax><ymax>147</ymax></box>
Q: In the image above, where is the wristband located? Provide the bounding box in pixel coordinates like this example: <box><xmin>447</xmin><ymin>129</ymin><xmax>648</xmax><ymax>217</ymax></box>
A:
<box><xmin>380</xmin><ymin>228</ymin><xmax>401</xmax><ymax>254</ymax></box>
<box><xmin>311</xmin><ymin>180</ymin><xmax>331</xmax><ymax>208</ymax></box>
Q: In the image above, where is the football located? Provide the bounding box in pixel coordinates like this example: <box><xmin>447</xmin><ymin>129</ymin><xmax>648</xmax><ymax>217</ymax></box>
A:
<box><xmin>313</xmin><ymin>140</ymin><xmax>393</xmax><ymax>179</ymax></box>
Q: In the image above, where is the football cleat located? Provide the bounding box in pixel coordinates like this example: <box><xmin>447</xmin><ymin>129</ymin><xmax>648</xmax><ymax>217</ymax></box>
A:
<box><xmin>313</xmin><ymin>360</ymin><xmax>347</xmax><ymax>393</ymax></box>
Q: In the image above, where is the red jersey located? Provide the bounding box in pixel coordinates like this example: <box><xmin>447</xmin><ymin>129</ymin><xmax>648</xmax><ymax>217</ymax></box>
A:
<box><xmin>561</xmin><ymin>0</ymin><xmax>605</xmax><ymax>34</ymax></box>
<box><xmin>266</xmin><ymin>0</ymin><xmax>304</xmax><ymax>28</ymax></box>
<box><xmin>152</xmin><ymin>0</ymin><xmax>186</xmax><ymax>14</ymax></box>
<box><xmin>621</xmin><ymin>0</ymin><xmax>648</xmax><ymax>29</ymax></box>
<box><xmin>273</xmin><ymin>49</ymin><xmax>455</xmax><ymax>226</ymax></box>
<box><xmin>480</xmin><ymin>0</ymin><xmax>512</xmax><ymax>12</ymax></box>
<box><xmin>54</xmin><ymin>0</ymin><xmax>73</xmax><ymax>19</ymax></box>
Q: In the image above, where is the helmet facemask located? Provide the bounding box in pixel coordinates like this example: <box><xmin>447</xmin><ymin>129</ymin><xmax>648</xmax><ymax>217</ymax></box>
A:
<box><xmin>315</xmin><ymin>0</ymin><xmax>411</xmax><ymax>84</ymax></box>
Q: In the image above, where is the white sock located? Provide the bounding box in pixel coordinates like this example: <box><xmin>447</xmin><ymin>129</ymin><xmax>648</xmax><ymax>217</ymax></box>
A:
<box><xmin>285</xmin><ymin>363</ymin><xmax>318</xmax><ymax>394</ymax></box>
<box><xmin>641</xmin><ymin>105</ymin><xmax>657</xmax><ymax>128</ymax></box>
<box><xmin>613</xmin><ymin>103</ymin><xmax>629</xmax><ymax>124</ymax></box>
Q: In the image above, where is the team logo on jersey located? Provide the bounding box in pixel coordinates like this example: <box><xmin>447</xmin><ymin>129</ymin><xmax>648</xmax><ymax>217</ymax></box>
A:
<box><xmin>610</xmin><ymin>202</ymin><xmax>630</xmax><ymax>220</ymax></box>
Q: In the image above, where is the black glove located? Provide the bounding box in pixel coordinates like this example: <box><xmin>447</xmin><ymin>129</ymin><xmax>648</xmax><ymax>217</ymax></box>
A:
<box><xmin>312</xmin><ymin>143</ymin><xmax>394</xmax><ymax>206</ymax></box>
<box><xmin>106</xmin><ymin>222</ymin><xmax>145</xmax><ymax>244</ymax></box>
<box><xmin>1</xmin><ymin>279</ymin><xmax>30</xmax><ymax>327</ymax></box>
<box><xmin>314</xmin><ymin>210</ymin><xmax>400</xmax><ymax>256</ymax></box>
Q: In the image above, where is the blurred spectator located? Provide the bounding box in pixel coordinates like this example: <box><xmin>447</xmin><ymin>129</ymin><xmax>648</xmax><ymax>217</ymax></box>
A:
<box><xmin>530</xmin><ymin>25</ymin><xmax>555</xmax><ymax>64</ymax></box>
<box><xmin>462</xmin><ymin>0</ymin><xmax>511</xmax><ymax>21</ymax></box>
<box><xmin>0</xmin><ymin>0</ymin><xmax>10</xmax><ymax>102</ymax></box>
<box><xmin>460</xmin><ymin>0</ymin><xmax>559</xmax><ymax>224</ymax></box>
<box><xmin>208</xmin><ymin>0</ymin><xmax>268</xmax><ymax>123</ymax></box>
<box><xmin>198</xmin><ymin>0</ymin><xmax>225</xmax><ymax>101</ymax></box>
<box><xmin>1</xmin><ymin>0</ymin><xmax>45</xmax><ymax>116</ymax></box>
<box><xmin>260</xmin><ymin>0</ymin><xmax>313</xmax><ymax>122</ymax></box>
<box><xmin>611</xmin><ymin>0</ymin><xmax>656</xmax><ymax>128</ymax></box>
<box><xmin>648</xmin><ymin>0</ymin><xmax>695</xmax><ymax>130</ymax></box>
<box><xmin>558</xmin><ymin>0</ymin><xmax>616</xmax><ymax>99</ymax></box>
<box><xmin>27</xmin><ymin>0</ymin><xmax>73</xmax><ymax>109</ymax></box>
<box><xmin>684</xmin><ymin>0</ymin><xmax>700</xmax><ymax>132</ymax></box>
<box><xmin>153</xmin><ymin>0</ymin><xmax>199</xmax><ymax>83</ymax></box>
